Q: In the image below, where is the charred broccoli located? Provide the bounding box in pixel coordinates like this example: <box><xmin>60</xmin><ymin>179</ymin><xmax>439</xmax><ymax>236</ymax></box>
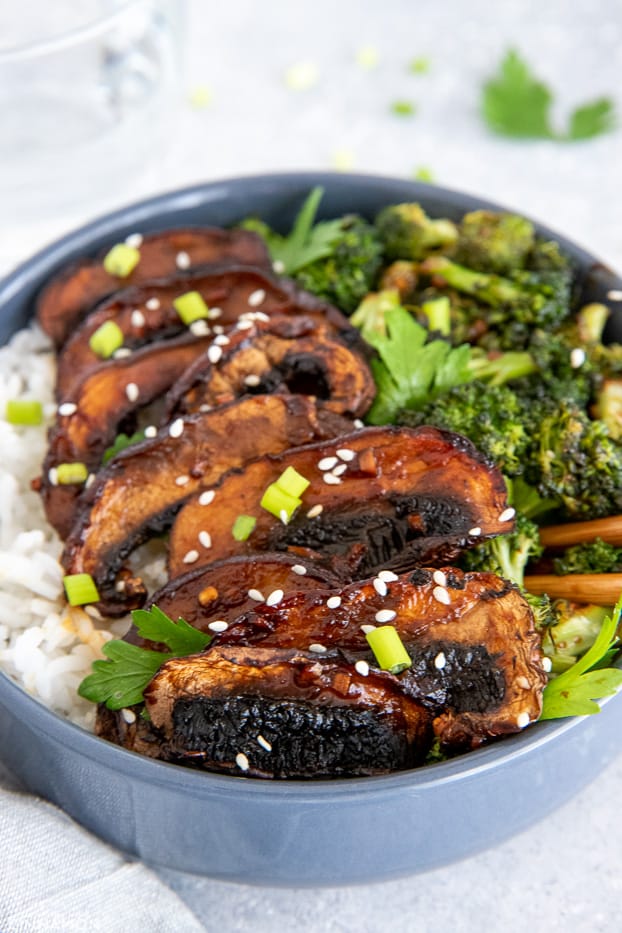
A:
<box><xmin>455</xmin><ymin>210</ymin><xmax>535</xmax><ymax>275</ymax></box>
<box><xmin>375</xmin><ymin>202</ymin><xmax>458</xmax><ymax>261</ymax></box>
<box><xmin>553</xmin><ymin>539</ymin><xmax>622</xmax><ymax>575</ymax></box>
<box><xmin>461</xmin><ymin>511</ymin><xmax>543</xmax><ymax>588</ymax></box>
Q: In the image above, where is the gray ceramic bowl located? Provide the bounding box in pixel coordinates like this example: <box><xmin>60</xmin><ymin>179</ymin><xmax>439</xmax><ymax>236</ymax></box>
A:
<box><xmin>1</xmin><ymin>173</ymin><xmax>621</xmax><ymax>886</ymax></box>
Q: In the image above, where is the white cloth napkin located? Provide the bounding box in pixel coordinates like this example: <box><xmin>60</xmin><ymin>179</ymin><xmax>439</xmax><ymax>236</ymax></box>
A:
<box><xmin>0</xmin><ymin>769</ymin><xmax>205</xmax><ymax>933</ymax></box>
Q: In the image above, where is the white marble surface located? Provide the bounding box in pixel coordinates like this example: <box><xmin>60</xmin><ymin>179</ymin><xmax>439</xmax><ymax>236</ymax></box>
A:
<box><xmin>1</xmin><ymin>0</ymin><xmax>622</xmax><ymax>929</ymax></box>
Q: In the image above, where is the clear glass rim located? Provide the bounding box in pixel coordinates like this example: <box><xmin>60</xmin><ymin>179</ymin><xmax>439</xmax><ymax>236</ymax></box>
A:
<box><xmin>0</xmin><ymin>0</ymin><xmax>152</xmax><ymax>63</ymax></box>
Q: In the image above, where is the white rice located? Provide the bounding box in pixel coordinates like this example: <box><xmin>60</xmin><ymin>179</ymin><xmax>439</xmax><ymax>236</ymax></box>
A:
<box><xmin>0</xmin><ymin>324</ymin><xmax>134</xmax><ymax>730</ymax></box>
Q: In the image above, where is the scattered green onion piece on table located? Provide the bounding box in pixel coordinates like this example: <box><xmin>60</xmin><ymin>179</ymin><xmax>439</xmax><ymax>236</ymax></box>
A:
<box><xmin>232</xmin><ymin>514</ymin><xmax>257</xmax><ymax>541</ymax></box>
<box><xmin>88</xmin><ymin>320</ymin><xmax>124</xmax><ymax>359</ymax></box>
<box><xmin>366</xmin><ymin>625</ymin><xmax>412</xmax><ymax>674</ymax></box>
<box><xmin>408</xmin><ymin>56</ymin><xmax>430</xmax><ymax>74</ymax></box>
<box><xmin>390</xmin><ymin>100</ymin><xmax>416</xmax><ymax>117</ymax></box>
<box><xmin>275</xmin><ymin>466</ymin><xmax>310</xmax><ymax>498</ymax></box>
<box><xmin>260</xmin><ymin>484</ymin><xmax>302</xmax><ymax>522</ymax></box>
<box><xmin>103</xmin><ymin>243</ymin><xmax>141</xmax><ymax>278</ymax></box>
<box><xmin>56</xmin><ymin>462</ymin><xmax>89</xmax><ymax>484</ymax></box>
<box><xmin>173</xmin><ymin>290</ymin><xmax>210</xmax><ymax>325</ymax></box>
<box><xmin>5</xmin><ymin>399</ymin><xmax>43</xmax><ymax>425</ymax></box>
<box><xmin>63</xmin><ymin>573</ymin><xmax>100</xmax><ymax>606</ymax></box>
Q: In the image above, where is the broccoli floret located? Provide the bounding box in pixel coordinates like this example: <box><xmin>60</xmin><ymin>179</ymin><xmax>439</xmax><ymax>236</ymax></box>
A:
<box><xmin>378</xmin><ymin>261</ymin><xmax>419</xmax><ymax>301</ymax></box>
<box><xmin>294</xmin><ymin>214</ymin><xmax>383</xmax><ymax>313</ymax></box>
<box><xmin>553</xmin><ymin>538</ymin><xmax>622</xmax><ymax>575</ymax></box>
<box><xmin>400</xmin><ymin>381</ymin><xmax>530</xmax><ymax>477</ymax></box>
<box><xmin>530</xmin><ymin>401</ymin><xmax>622</xmax><ymax>519</ymax></box>
<box><xmin>540</xmin><ymin>601</ymin><xmax>610</xmax><ymax>673</ymax></box>
<box><xmin>375</xmin><ymin>203</ymin><xmax>458</xmax><ymax>261</ymax></box>
<box><xmin>455</xmin><ymin>210</ymin><xmax>535</xmax><ymax>275</ymax></box>
<box><xmin>593</xmin><ymin>379</ymin><xmax>622</xmax><ymax>440</ymax></box>
<box><xmin>461</xmin><ymin>511</ymin><xmax>543</xmax><ymax>588</ymax></box>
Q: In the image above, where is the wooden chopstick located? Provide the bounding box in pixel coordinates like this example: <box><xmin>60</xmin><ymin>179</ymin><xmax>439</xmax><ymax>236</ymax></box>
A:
<box><xmin>539</xmin><ymin>515</ymin><xmax>622</xmax><ymax>549</ymax></box>
<box><xmin>524</xmin><ymin>573</ymin><xmax>622</xmax><ymax>604</ymax></box>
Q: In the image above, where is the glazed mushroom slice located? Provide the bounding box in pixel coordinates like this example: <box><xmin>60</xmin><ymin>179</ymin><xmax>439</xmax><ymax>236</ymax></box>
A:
<box><xmin>37</xmin><ymin>227</ymin><xmax>272</xmax><ymax>348</ymax></box>
<box><xmin>142</xmin><ymin>646</ymin><xmax>433</xmax><ymax>777</ymax></box>
<box><xmin>40</xmin><ymin>333</ymin><xmax>213</xmax><ymax>538</ymax></box>
<box><xmin>61</xmin><ymin>395</ymin><xmax>354</xmax><ymax>616</ymax></box>
<box><xmin>163</xmin><ymin>314</ymin><xmax>375</xmax><ymax>419</ymax></box>
<box><xmin>55</xmin><ymin>266</ymin><xmax>358</xmax><ymax>399</ymax></box>
<box><xmin>169</xmin><ymin>425</ymin><xmax>511</xmax><ymax>579</ymax></box>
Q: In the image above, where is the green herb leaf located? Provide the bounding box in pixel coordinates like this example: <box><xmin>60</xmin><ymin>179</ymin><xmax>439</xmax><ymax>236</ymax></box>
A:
<box><xmin>102</xmin><ymin>430</ymin><xmax>145</xmax><ymax>464</ymax></box>
<box><xmin>131</xmin><ymin>604</ymin><xmax>212</xmax><ymax>655</ymax></box>
<box><xmin>567</xmin><ymin>98</ymin><xmax>616</xmax><ymax>140</ymax></box>
<box><xmin>540</xmin><ymin>596</ymin><xmax>622</xmax><ymax>720</ymax></box>
<box><xmin>77</xmin><ymin>641</ymin><xmax>173</xmax><ymax>710</ymax></box>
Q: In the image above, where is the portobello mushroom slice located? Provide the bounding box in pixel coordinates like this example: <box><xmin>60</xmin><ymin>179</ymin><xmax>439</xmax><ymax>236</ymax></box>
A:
<box><xmin>163</xmin><ymin>314</ymin><xmax>375</xmax><ymax>419</ymax></box>
<box><xmin>40</xmin><ymin>333</ymin><xmax>213</xmax><ymax>538</ymax></box>
<box><xmin>142</xmin><ymin>645</ymin><xmax>433</xmax><ymax>777</ymax></box>
<box><xmin>169</xmin><ymin>425</ymin><xmax>511</xmax><ymax>579</ymax></box>
<box><xmin>56</xmin><ymin>267</ymin><xmax>357</xmax><ymax>399</ymax></box>
<box><xmin>37</xmin><ymin>228</ymin><xmax>272</xmax><ymax>348</ymax></box>
<box><xmin>61</xmin><ymin>395</ymin><xmax>354</xmax><ymax>615</ymax></box>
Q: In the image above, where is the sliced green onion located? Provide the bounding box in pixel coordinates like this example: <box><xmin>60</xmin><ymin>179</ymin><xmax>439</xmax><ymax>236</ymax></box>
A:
<box><xmin>63</xmin><ymin>573</ymin><xmax>100</xmax><ymax>606</ymax></box>
<box><xmin>5</xmin><ymin>399</ymin><xmax>43</xmax><ymax>425</ymax></box>
<box><xmin>89</xmin><ymin>320</ymin><xmax>124</xmax><ymax>359</ymax></box>
<box><xmin>232</xmin><ymin>514</ymin><xmax>257</xmax><ymax>541</ymax></box>
<box><xmin>260</xmin><ymin>484</ymin><xmax>302</xmax><ymax>522</ymax></box>
<box><xmin>366</xmin><ymin>625</ymin><xmax>412</xmax><ymax>674</ymax></box>
<box><xmin>102</xmin><ymin>431</ymin><xmax>145</xmax><ymax>464</ymax></box>
<box><xmin>173</xmin><ymin>290</ymin><xmax>210</xmax><ymax>325</ymax></box>
<box><xmin>56</xmin><ymin>462</ymin><xmax>89</xmax><ymax>484</ymax></box>
<box><xmin>275</xmin><ymin>466</ymin><xmax>310</xmax><ymax>498</ymax></box>
<box><xmin>421</xmin><ymin>296</ymin><xmax>451</xmax><ymax>336</ymax></box>
<box><xmin>390</xmin><ymin>99</ymin><xmax>416</xmax><ymax>117</ymax></box>
<box><xmin>103</xmin><ymin>243</ymin><xmax>141</xmax><ymax>278</ymax></box>
<box><xmin>408</xmin><ymin>56</ymin><xmax>430</xmax><ymax>74</ymax></box>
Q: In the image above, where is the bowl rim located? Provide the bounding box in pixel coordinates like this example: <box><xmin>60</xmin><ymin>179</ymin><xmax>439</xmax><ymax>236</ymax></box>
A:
<box><xmin>1</xmin><ymin>169</ymin><xmax>621</xmax><ymax>800</ymax></box>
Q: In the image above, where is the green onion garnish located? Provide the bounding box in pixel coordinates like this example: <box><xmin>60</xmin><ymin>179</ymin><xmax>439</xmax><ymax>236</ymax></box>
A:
<box><xmin>56</xmin><ymin>462</ymin><xmax>89</xmax><ymax>484</ymax></box>
<box><xmin>102</xmin><ymin>430</ymin><xmax>145</xmax><ymax>464</ymax></box>
<box><xmin>390</xmin><ymin>99</ymin><xmax>416</xmax><ymax>117</ymax></box>
<box><xmin>275</xmin><ymin>466</ymin><xmax>310</xmax><ymax>498</ymax></box>
<box><xmin>88</xmin><ymin>320</ymin><xmax>124</xmax><ymax>359</ymax></box>
<box><xmin>366</xmin><ymin>625</ymin><xmax>412</xmax><ymax>674</ymax></box>
<box><xmin>232</xmin><ymin>514</ymin><xmax>257</xmax><ymax>541</ymax></box>
<box><xmin>63</xmin><ymin>573</ymin><xmax>100</xmax><ymax>606</ymax></box>
<box><xmin>173</xmin><ymin>290</ymin><xmax>210</xmax><ymax>325</ymax></box>
<box><xmin>260</xmin><ymin>466</ymin><xmax>311</xmax><ymax>522</ymax></box>
<box><xmin>5</xmin><ymin>399</ymin><xmax>43</xmax><ymax>425</ymax></box>
<box><xmin>103</xmin><ymin>243</ymin><xmax>141</xmax><ymax>278</ymax></box>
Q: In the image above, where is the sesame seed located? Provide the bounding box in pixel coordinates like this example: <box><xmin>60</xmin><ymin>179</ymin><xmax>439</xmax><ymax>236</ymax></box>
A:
<box><xmin>279</xmin><ymin>509</ymin><xmax>289</xmax><ymax>525</ymax></box>
<box><xmin>499</xmin><ymin>507</ymin><xmax>516</xmax><ymax>523</ymax></box>
<box><xmin>468</xmin><ymin>526</ymin><xmax>482</xmax><ymax>536</ymax></box>
<box><xmin>183</xmin><ymin>549</ymin><xmax>199</xmax><ymax>564</ymax></box>
<box><xmin>378</xmin><ymin>570</ymin><xmax>398</xmax><ymax>583</ymax></box>
<box><xmin>125</xmin><ymin>233</ymin><xmax>143</xmax><ymax>249</ymax></box>
<box><xmin>307</xmin><ymin>504</ymin><xmax>323</xmax><ymax>518</ymax></box>
<box><xmin>244</xmin><ymin>374</ymin><xmax>261</xmax><ymax>387</ymax></box>
<box><xmin>257</xmin><ymin>734</ymin><xmax>272</xmax><ymax>752</ymax></box>
<box><xmin>169</xmin><ymin>418</ymin><xmax>184</xmax><ymax>438</ymax></box>
<box><xmin>318</xmin><ymin>456</ymin><xmax>338</xmax><ymax>471</ymax></box>
<box><xmin>516</xmin><ymin>676</ymin><xmax>530</xmax><ymax>689</ymax></box>
<box><xmin>58</xmin><ymin>402</ymin><xmax>77</xmax><ymax>416</ymax></box>
<box><xmin>309</xmin><ymin>643</ymin><xmax>327</xmax><ymax>653</ymax></box>
<box><xmin>176</xmin><ymin>250</ymin><xmax>191</xmax><ymax>269</ymax></box>
<box><xmin>85</xmin><ymin>473</ymin><xmax>96</xmax><ymax>488</ymax></box>
<box><xmin>607</xmin><ymin>289</ymin><xmax>622</xmax><ymax>301</ymax></box>
<box><xmin>434</xmin><ymin>652</ymin><xmax>447</xmax><ymax>670</ymax></box>
<box><xmin>332</xmin><ymin>463</ymin><xmax>348</xmax><ymax>477</ymax></box>
<box><xmin>208</xmin><ymin>344</ymin><xmax>223</xmax><ymax>364</ymax></box>
<box><xmin>375</xmin><ymin>609</ymin><xmax>396</xmax><ymax>623</ymax></box>
<box><xmin>214</xmin><ymin>334</ymin><xmax>230</xmax><ymax>346</ymax></box>
<box><xmin>327</xmin><ymin>596</ymin><xmax>342</xmax><ymax>609</ymax></box>
<box><xmin>131</xmin><ymin>309</ymin><xmax>146</xmax><ymax>328</ymax></box>
<box><xmin>291</xmin><ymin>564</ymin><xmax>307</xmax><ymax>575</ymax></box>
<box><xmin>144</xmin><ymin>425</ymin><xmax>157</xmax><ymax>438</ymax></box>
<box><xmin>175</xmin><ymin>474</ymin><xmax>190</xmax><ymax>486</ymax></box>
<box><xmin>84</xmin><ymin>604</ymin><xmax>102</xmax><ymax>620</ymax></box>
<box><xmin>266</xmin><ymin>589</ymin><xmax>284</xmax><ymax>607</ymax></box>
<box><xmin>336</xmin><ymin>448</ymin><xmax>356</xmax><ymax>461</ymax></box>
<box><xmin>248</xmin><ymin>589</ymin><xmax>264</xmax><ymax>602</ymax></box>
<box><xmin>125</xmin><ymin>382</ymin><xmax>139</xmax><ymax>402</ymax></box>
<box><xmin>208</xmin><ymin>619</ymin><xmax>228</xmax><ymax>633</ymax></box>
<box><xmin>360</xmin><ymin>624</ymin><xmax>376</xmax><ymax>634</ymax></box>
<box><xmin>198</xmin><ymin>530</ymin><xmax>212</xmax><ymax>548</ymax></box>
<box><xmin>199</xmin><ymin>490</ymin><xmax>215</xmax><ymax>506</ymax></box>
<box><xmin>48</xmin><ymin>467</ymin><xmax>58</xmax><ymax>486</ymax></box>
<box><xmin>121</xmin><ymin>707</ymin><xmax>137</xmax><ymax>724</ymax></box>
<box><xmin>353</xmin><ymin>419</ymin><xmax>364</xmax><ymax>429</ymax></box>
<box><xmin>373</xmin><ymin>578</ymin><xmax>388</xmax><ymax>597</ymax></box>
<box><xmin>273</xmin><ymin>260</ymin><xmax>285</xmax><ymax>274</ymax></box>
<box><xmin>199</xmin><ymin>404</ymin><xmax>212</xmax><ymax>413</ymax></box>
<box><xmin>432</xmin><ymin>586</ymin><xmax>451</xmax><ymax>605</ymax></box>
<box><xmin>190</xmin><ymin>319</ymin><xmax>210</xmax><ymax>336</ymax></box>
<box><xmin>115</xmin><ymin>580</ymin><xmax>126</xmax><ymax>592</ymax></box>
<box><xmin>516</xmin><ymin>711</ymin><xmax>530</xmax><ymax>729</ymax></box>
<box><xmin>542</xmin><ymin>657</ymin><xmax>552</xmax><ymax>673</ymax></box>
<box><xmin>113</xmin><ymin>347</ymin><xmax>132</xmax><ymax>359</ymax></box>
<box><xmin>235</xmin><ymin>752</ymin><xmax>250</xmax><ymax>771</ymax></box>
<box><xmin>323</xmin><ymin>473</ymin><xmax>342</xmax><ymax>485</ymax></box>
<box><xmin>432</xmin><ymin>570</ymin><xmax>447</xmax><ymax>587</ymax></box>
<box><xmin>355</xmin><ymin>660</ymin><xmax>370</xmax><ymax>676</ymax></box>
<box><xmin>248</xmin><ymin>288</ymin><xmax>266</xmax><ymax>307</ymax></box>
<box><xmin>570</xmin><ymin>347</ymin><xmax>586</xmax><ymax>369</ymax></box>
<box><xmin>146</xmin><ymin>298</ymin><xmax>160</xmax><ymax>311</ymax></box>
<box><xmin>208</xmin><ymin>307</ymin><xmax>222</xmax><ymax>320</ymax></box>
<box><xmin>237</xmin><ymin>319</ymin><xmax>253</xmax><ymax>331</ymax></box>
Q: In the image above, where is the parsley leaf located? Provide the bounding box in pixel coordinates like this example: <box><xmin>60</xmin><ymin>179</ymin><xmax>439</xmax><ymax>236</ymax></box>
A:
<box><xmin>540</xmin><ymin>596</ymin><xmax>622</xmax><ymax>720</ymax></box>
<box><xmin>482</xmin><ymin>49</ymin><xmax>616</xmax><ymax>142</ymax></box>
<box><xmin>77</xmin><ymin>605</ymin><xmax>212</xmax><ymax>710</ymax></box>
